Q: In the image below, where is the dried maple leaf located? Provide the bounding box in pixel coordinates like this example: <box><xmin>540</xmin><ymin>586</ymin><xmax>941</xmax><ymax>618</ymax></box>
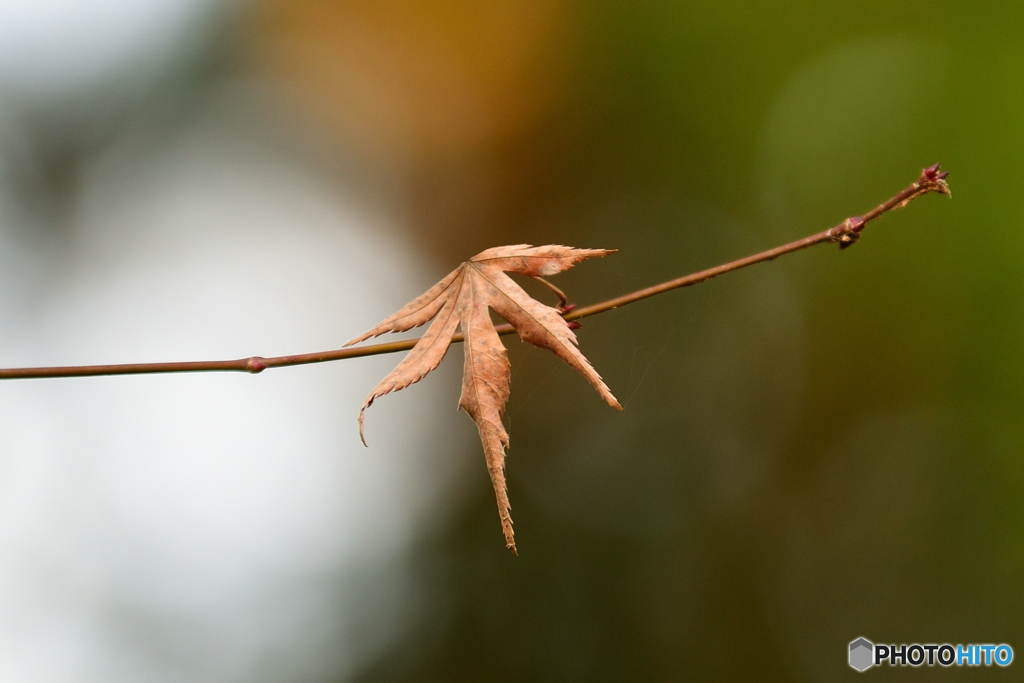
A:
<box><xmin>347</xmin><ymin>245</ymin><xmax>622</xmax><ymax>553</ymax></box>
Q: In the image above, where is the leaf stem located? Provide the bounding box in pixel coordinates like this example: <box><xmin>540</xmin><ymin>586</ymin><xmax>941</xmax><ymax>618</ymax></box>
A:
<box><xmin>0</xmin><ymin>164</ymin><xmax>951</xmax><ymax>381</ymax></box>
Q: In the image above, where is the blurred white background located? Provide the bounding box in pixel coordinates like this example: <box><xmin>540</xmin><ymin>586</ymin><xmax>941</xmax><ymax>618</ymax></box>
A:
<box><xmin>0</xmin><ymin>1</ymin><xmax>471</xmax><ymax>681</ymax></box>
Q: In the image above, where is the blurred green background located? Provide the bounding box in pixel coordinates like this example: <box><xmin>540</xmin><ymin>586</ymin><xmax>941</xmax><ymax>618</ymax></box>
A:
<box><xmin>3</xmin><ymin>0</ymin><xmax>1023</xmax><ymax>681</ymax></box>
<box><xmin>309</xmin><ymin>2</ymin><xmax>1020</xmax><ymax>681</ymax></box>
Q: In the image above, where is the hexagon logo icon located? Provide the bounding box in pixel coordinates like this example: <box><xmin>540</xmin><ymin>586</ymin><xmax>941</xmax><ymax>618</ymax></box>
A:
<box><xmin>849</xmin><ymin>637</ymin><xmax>874</xmax><ymax>671</ymax></box>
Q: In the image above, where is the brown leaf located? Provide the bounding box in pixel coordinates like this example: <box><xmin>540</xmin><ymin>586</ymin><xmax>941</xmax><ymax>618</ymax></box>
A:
<box><xmin>347</xmin><ymin>245</ymin><xmax>621</xmax><ymax>553</ymax></box>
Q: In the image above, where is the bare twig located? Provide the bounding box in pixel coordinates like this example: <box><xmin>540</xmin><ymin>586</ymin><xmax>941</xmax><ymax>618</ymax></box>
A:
<box><xmin>0</xmin><ymin>164</ymin><xmax>951</xmax><ymax>381</ymax></box>
<box><xmin>530</xmin><ymin>276</ymin><xmax>570</xmax><ymax>311</ymax></box>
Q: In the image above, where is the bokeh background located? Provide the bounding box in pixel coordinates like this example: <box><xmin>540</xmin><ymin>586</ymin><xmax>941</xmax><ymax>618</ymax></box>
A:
<box><xmin>0</xmin><ymin>1</ymin><xmax>1019</xmax><ymax>681</ymax></box>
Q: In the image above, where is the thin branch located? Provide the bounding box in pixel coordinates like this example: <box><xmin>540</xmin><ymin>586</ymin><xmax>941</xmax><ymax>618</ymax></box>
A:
<box><xmin>0</xmin><ymin>164</ymin><xmax>951</xmax><ymax>381</ymax></box>
<box><xmin>530</xmin><ymin>276</ymin><xmax>569</xmax><ymax>311</ymax></box>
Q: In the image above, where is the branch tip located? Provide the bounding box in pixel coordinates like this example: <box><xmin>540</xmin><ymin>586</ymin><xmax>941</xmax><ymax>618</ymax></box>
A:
<box><xmin>922</xmin><ymin>162</ymin><xmax>949</xmax><ymax>183</ymax></box>
<box><xmin>919</xmin><ymin>162</ymin><xmax>952</xmax><ymax>198</ymax></box>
